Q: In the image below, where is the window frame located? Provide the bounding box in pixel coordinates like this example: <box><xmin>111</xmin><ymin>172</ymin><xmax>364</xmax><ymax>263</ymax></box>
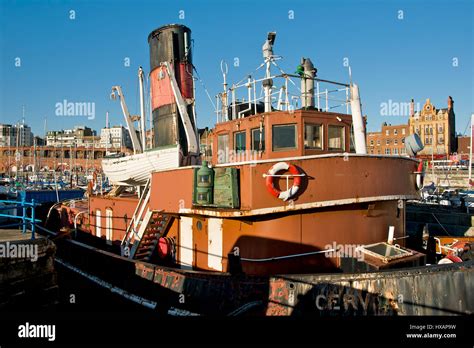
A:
<box><xmin>272</xmin><ymin>124</ymin><xmax>297</xmax><ymax>152</ymax></box>
<box><xmin>304</xmin><ymin>123</ymin><xmax>324</xmax><ymax>150</ymax></box>
<box><xmin>251</xmin><ymin>127</ymin><xmax>265</xmax><ymax>152</ymax></box>
<box><xmin>233</xmin><ymin>130</ymin><xmax>247</xmax><ymax>153</ymax></box>
<box><xmin>327</xmin><ymin>125</ymin><xmax>346</xmax><ymax>151</ymax></box>
<box><xmin>217</xmin><ymin>133</ymin><xmax>230</xmax><ymax>164</ymax></box>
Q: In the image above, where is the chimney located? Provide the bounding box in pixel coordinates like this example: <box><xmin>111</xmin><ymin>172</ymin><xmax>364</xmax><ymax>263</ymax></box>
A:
<box><xmin>410</xmin><ymin>98</ymin><xmax>414</xmax><ymax>117</ymax></box>
<box><xmin>448</xmin><ymin>96</ymin><xmax>454</xmax><ymax>110</ymax></box>
<box><xmin>300</xmin><ymin>57</ymin><xmax>315</xmax><ymax>108</ymax></box>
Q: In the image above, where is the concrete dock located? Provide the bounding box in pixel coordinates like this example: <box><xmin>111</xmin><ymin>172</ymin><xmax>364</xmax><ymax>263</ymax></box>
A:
<box><xmin>0</xmin><ymin>229</ymin><xmax>58</xmax><ymax>309</ymax></box>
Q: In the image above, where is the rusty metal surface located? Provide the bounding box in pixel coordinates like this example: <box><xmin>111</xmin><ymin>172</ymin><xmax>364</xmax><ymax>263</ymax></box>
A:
<box><xmin>150</xmin><ymin>155</ymin><xmax>418</xmax><ymax>215</ymax></box>
<box><xmin>267</xmin><ymin>260</ymin><xmax>474</xmax><ymax>316</ymax></box>
<box><xmin>50</xmin><ymin>232</ymin><xmax>473</xmax><ymax>316</ymax></box>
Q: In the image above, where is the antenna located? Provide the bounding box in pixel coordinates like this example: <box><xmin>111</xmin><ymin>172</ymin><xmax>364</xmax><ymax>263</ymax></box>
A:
<box><xmin>220</xmin><ymin>60</ymin><xmax>228</xmax><ymax>76</ymax></box>
<box><xmin>220</xmin><ymin>60</ymin><xmax>229</xmax><ymax>120</ymax></box>
<box><xmin>348</xmin><ymin>66</ymin><xmax>353</xmax><ymax>86</ymax></box>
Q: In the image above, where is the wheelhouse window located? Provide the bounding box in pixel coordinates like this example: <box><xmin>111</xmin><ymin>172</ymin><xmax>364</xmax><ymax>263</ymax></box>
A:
<box><xmin>251</xmin><ymin>127</ymin><xmax>265</xmax><ymax>152</ymax></box>
<box><xmin>304</xmin><ymin>124</ymin><xmax>323</xmax><ymax>150</ymax></box>
<box><xmin>234</xmin><ymin>131</ymin><xmax>246</xmax><ymax>153</ymax></box>
<box><xmin>328</xmin><ymin>125</ymin><xmax>345</xmax><ymax>151</ymax></box>
<box><xmin>217</xmin><ymin>133</ymin><xmax>229</xmax><ymax>164</ymax></box>
<box><xmin>272</xmin><ymin>124</ymin><xmax>297</xmax><ymax>151</ymax></box>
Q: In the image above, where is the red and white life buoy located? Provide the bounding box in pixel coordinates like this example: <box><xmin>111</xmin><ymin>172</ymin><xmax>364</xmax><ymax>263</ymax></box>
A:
<box><xmin>438</xmin><ymin>240</ymin><xmax>468</xmax><ymax>264</ymax></box>
<box><xmin>265</xmin><ymin>162</ymin><xmax>302</xmax><ymax>201</ymax></box>
<box><xmin>415</xmin><ymin>161</ymin><xmax>424</xmax><ymax>190</ymax></box>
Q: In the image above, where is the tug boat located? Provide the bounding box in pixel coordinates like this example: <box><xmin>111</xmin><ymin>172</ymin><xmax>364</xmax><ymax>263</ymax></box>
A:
<box><xmin>48</xmin><ymin>24</ymin><xmax>473</xmax><ymax>316</ymax></box>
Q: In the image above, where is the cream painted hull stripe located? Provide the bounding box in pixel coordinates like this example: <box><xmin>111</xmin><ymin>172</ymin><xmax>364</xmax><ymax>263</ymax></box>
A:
<box><xmin>179</xmin><ymin>194</ymin><xmax>417</xmax><ymax>218</ymax></box>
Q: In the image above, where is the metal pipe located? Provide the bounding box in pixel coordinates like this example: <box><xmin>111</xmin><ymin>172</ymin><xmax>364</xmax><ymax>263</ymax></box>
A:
<box><xmin>264</xmin><ymin>60</ymin><xmax>272</xmax><ymax>112</ymax></box>
<box><xmin>138</xmin><ymin>67</ymin><xmax>146</xmax><ymax>152</ymax></box>
<box><xmin>325</xmin><ymin>89</ymin><xmax>329</xmax><ymax>112</ymax></box>
<box><xmin>231</xmin><ymin>86</ymin><xmax>236</xmax><ymax>120</ymax></box>
<box><xmin>253</xmin><ymin>79</ymin><xmax>257</xmax><ymax>114</ymax></box>
<box><xmin>216</xmin><ymin>95</ymin><xmax>220</xmax><ymax>123</ymax></box>
<box><xmin>277</xmin><ymin>86</ymin><xmax>283</xmax><ymax>110</ymax></box>
<box><xmin>237</xmin><ymin>77</ymin><xmax>253</xmax><ymax>119</ymax></box>
<box><xmin>22</xmin><ymin>195</ymin><xmax>26</xmax><ymax>234</ymax></box>
<box><xmin>148</xmin><ymin>77</ymin><xmax>153</xmax><ymax>148</ymax></box>
<box><xmin>301</xmin><ymin>58</ymin><xmax>315</xmax><ymax>108</ymax></box>
<box><xmin>221</xmin><ymin>60</ymin><xmax>229</xmax><ymax>121</ymax></box>
<box><xmin>350</xmin><ymin>84</ymin><xmax>367</xmax><ymax>154</ymax></box>
<box><xmin>74</xmin><ymin>211</ymin><xmax>87</xmax><ymax>239</ymax></box>
<box><xmin>31</xmin><ymin>199</ymin><xmax>35</xmax><ymax>239</ymax></box>
<box><xmin>346</xmin><ymin>87</ymin><xmax>349</xmax><ymax>114</ymax></box>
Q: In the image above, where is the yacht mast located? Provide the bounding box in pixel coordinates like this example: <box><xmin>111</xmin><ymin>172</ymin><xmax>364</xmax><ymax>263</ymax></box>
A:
<box><xmin>469</xmin><ymin>113</ymin><xmax>473</xmax><ymax>186</ymax></box>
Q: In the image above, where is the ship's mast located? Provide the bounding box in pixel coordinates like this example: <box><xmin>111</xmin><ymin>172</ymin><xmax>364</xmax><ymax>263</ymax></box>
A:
<box><xmin>138</xmin><ymin>67</ymin><xmax>147</xmax><ymax>150</ymax></box>
<box><xmin>262</xmin><ymin>32</ymin><xmax>276</xmax><ymax>113</ymax></box>
<box><xmin>469</xmin><ymin>113</ymin><xmax>473</xmax><ymax>186</ymax></box>
<box><xmin>220</xmin><ymin>60</ymin><xmax>229</xmax><ymax>121</ymax></box>
<box><xmin>110</xmin><ymin>85</ymin><xmax>143</xmax><ymax>154</ymax></box>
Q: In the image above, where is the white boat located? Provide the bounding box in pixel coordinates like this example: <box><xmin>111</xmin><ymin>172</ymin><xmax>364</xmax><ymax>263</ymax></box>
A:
<box><xmin>101</xmin><ymin>145</ymin><xmax>180</xmax><ymax>186</ymax></box>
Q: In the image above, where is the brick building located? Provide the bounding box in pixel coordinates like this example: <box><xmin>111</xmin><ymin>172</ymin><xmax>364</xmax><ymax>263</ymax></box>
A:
<box><xmin>408</xmin><ymin>97</ymin><xmax>456</xmax><ymax>156</ymax></box>
<box><xmin>367</xmin><ymin>123</ymin><xmax>409</xmax><ymax>155</ymax></box>
<box><xmin>457</xmin><ymin>136</ymin><xmax>471</xmax><ymax>159</ymax></box>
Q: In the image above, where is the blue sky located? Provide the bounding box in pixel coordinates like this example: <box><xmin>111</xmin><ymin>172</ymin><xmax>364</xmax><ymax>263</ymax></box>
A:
<box><xmin>0</xmin><ymin>0</ymin><xmax>472</xmax><ymax>136</ymax></box>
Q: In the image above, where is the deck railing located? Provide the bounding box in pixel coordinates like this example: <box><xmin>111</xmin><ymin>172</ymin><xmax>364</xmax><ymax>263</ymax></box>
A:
<box><xmin>215</xmin><ymin>73</ymin><xmax>351</xmax><ymax>123</ymax></box>
<box><xmin>0</xmin><ymin>198</ymin><xmax>41</xmax><ymax>239</ymax></box>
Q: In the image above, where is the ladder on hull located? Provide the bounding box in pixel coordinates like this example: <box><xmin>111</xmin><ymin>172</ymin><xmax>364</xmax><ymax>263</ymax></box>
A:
<box><xmin>132</xmin><ymin>211</ymin><xmax>173</xmax><ymax>261</ymax></box>
<box><xmin>120</xmin><ymin>178</ymin><xmax>173</xmax><ymax>262</ymax></box>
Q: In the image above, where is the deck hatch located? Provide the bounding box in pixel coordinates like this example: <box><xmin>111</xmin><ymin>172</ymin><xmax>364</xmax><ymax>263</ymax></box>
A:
<box><xmin>357</xmin><ymin>242</ymin><xmax>413</xmax><ymax>263</ymax></box>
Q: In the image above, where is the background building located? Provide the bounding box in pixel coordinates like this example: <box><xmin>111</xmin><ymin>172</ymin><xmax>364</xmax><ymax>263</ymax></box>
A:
<box><xmin>0</xmin><ymin>122</ymin><xmax>34</xmax><ymax>147</ymax></box>
<box><xmin>0</xmin><ymin>124</ymin><xmax>17</xmax><ymax>147</ymax></box>
<box><xmin>456</xmin><ymin>136</ymin><xmax>471</xmax><ymax>160</ymax></box>
<box><xmin>367</xmin><ymin>123</ymin><xmax>409</xmax><ymax>155</ymax></box>
<box><xmin>99</xmin><ymin>126</ymin><xmax>132</xmax><ymax>150</ymax></box>
<box><xmin>46</xmin><ymin>126</ymin><xmax>94</xmax><ymax>147</ymax></box>
<box><xmin>408</xmin><ymin>97</ymin><xmax>456</xmax><ymax>156</ymax></box>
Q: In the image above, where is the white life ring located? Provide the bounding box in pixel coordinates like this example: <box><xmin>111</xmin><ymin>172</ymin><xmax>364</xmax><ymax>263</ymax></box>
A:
<box><xmin>265</xmin><ymin>162</ymin><xmax>302</xmax><ymax>201</ymax></box>
<box><xmin>415</xmin><ymin>161</ymin><xmax>424</xmax><ymax>190</ymax></box>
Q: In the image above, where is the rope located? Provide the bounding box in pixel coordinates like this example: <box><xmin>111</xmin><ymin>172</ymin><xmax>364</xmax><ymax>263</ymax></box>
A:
<box><xmin>227</xmin><ymin>301</ymin><xmax>263</xmax><ymax>316</ymax></box>
<box><xmin>240</xmin><ymin>248</ymin><xmax>335</xmax><ymax>262</ymax></box>
<box><xmin>431</xmin><ymin>213</ymin><xmax>452</xmax><ymax>236</ymax></box>
<box><xmin>192</xmin><ymin>65</ymin><xmax>216</xmax><ymax>111</ymax></box>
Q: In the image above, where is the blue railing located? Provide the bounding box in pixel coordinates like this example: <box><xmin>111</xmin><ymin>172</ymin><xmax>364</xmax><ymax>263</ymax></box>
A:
<box><xmin>0</xmin><ymin>198</ymin><xmax>41</xmax><ymax>239</ymax></box>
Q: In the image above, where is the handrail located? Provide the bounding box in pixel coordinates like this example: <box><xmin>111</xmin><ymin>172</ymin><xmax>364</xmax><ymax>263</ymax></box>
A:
<box><xmin>0</xmin><ymin>198</ymin><xmax>41</xmax><ymax>239</ymax></box>
<box><xmin>121</xmin><ymin>178</ymin><xmax>151</xmax><ymax>250</ymax></box>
